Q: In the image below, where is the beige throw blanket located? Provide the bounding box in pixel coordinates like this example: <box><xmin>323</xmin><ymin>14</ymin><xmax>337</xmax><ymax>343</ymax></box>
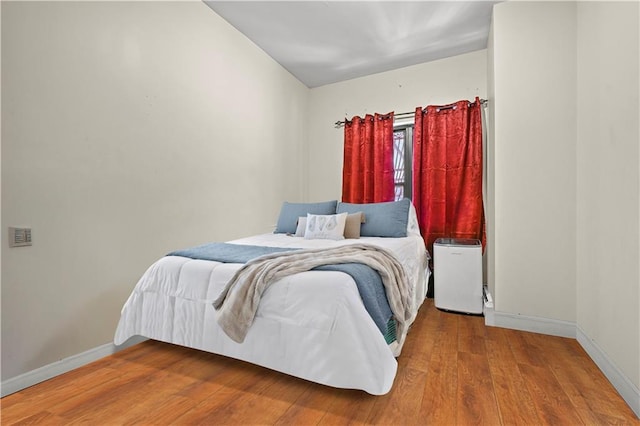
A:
<box><xmin>212</xmin><ymin>243</ymin><xmax>413</xmax><ymax>355</ymax></box>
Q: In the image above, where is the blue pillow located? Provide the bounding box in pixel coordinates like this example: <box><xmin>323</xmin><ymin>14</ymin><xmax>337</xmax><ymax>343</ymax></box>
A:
<box><xmin>274</xmin><ymin>200</ymin><xmax>338</xmax><ymax>234</ymax></box>
<box><xmin>336</xmin><ymin>198</ymin><xmax>410</xmax><ymax>238</ymax></box>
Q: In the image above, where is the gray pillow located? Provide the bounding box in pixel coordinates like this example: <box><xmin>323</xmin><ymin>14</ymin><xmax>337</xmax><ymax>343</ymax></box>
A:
<box><xmin>336</xmin><ymin>198</ymin><xmax>410</xmax><ymax>238</ymax></box>
<box><xmin>274</xmin><ymin>200</ymin><xmax>338</xmax><ymax>234</ymax></box>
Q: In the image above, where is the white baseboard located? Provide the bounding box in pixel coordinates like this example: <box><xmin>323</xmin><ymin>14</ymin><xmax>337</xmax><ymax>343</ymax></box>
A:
<box><xmin>487</xmin><ymin>309</ymin><xmax>577</xmax><ymax>338</ymax></box>
<box><xmin>577</xmin><ymin>326</ymin><xmax>640</xmax><ymax>419</ymax></box>
<box><xmin>0</xmin><ymin>336</ymin><xmax>147</xmax><ymax>398</ymax></box>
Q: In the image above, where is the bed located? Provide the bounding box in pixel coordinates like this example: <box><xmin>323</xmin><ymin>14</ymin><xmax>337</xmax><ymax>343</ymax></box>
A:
<box><xmin>114</xmin><ymin>199</ymin><xmax>430</xmax><ymax>395</ymax></box>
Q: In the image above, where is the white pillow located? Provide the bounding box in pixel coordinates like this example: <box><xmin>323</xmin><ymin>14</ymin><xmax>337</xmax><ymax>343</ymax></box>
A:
<box><xmin>407</xmin><ymin>202</ymin><xmax>422</xmax><ymax>237</ymax></box>
<box><xmin>294</xmin><ymin>216</ymin><xmax>307</xmax><ymax>237</ymax></box>
<box><xmin>304</xmin><ymin>213</ymin><xmax>348</xmax><ymax>240</ymax></box>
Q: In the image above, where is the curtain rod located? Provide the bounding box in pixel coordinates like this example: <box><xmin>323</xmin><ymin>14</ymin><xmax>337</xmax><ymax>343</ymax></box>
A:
<box><xmin>334</xmin><ymin>98</ymin><xmax>488</xmax><ymax>128</ymax></box>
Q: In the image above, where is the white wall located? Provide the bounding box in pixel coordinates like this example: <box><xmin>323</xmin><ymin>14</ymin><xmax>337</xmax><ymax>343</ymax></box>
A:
<box><xmin>306</xmin><ymin>50</ymin><xmax>487</xmax><ymax>201</ymax></box>
<box><xmin>486</xmin><ymin>20</ymin><xmax>495</xmax><ymax>299</ymax></box>
<box><xmin>1</xmin><ymin>1</ymin><xmax>308</xmax><ymax>381</ymax></box>
<box><xmin>491</xmin><ymin>1</ymin><xmax>577</xmax><ymax>321</ymax></box>
<box><xmin>576</xmin><ymin>0</ymin><xmax>639</xmax><ymax>398</ymax></box>
<box><xmin>490</xmin><ymin>0</ymin><xmax>640</xmax><ymax>414</ymax></box>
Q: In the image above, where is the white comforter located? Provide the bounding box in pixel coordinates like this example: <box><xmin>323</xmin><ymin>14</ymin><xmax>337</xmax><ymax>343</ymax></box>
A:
<box><xmin>114</xmin><ymin>233</ymin><xmax>429</xmax><ymax>395</ymax></box>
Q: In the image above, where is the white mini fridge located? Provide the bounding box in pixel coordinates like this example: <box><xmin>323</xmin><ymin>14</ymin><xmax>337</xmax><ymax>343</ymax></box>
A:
<box><xmin>434</xmin><ymin>238</ymin><xmax>483</xmax><ymax>314</ymax></box>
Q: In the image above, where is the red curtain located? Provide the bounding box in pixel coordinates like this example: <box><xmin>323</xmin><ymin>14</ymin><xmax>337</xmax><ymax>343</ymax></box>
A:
<box><xmin>412</xmin><ymin>98</ymin><xmax>485</xmax><ymax>255</ymax></box>
<box><xmin>342</xmin><ymin>112</ymin><xmax>395</xmax><ymax>203</ymax></box>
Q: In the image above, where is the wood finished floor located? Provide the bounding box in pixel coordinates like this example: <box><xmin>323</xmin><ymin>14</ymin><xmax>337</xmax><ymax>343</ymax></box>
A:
<box><xmin>2</xmin><ymin>299</ymin><xmax>638</xmax><ymax>425</ymax></box>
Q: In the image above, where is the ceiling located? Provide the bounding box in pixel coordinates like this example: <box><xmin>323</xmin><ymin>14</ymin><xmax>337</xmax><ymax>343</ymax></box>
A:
<box><xmin>204</xmin><ymin>1</ymin><xmax>501</xmax><ymax>88</ymax></box>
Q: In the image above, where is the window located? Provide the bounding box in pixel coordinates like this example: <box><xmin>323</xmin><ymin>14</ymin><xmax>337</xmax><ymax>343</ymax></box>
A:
<box><xmin>393</xmin><ymin>125</ymin><xmax>413</xmax><ymax>201</ymax></box>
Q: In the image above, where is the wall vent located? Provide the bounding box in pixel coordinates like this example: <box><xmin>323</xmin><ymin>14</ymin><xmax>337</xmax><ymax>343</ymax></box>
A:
<box><xmin>9</xmin><ymin>227</ymin><xmax>32</xmax><ymax>247</ymax></box>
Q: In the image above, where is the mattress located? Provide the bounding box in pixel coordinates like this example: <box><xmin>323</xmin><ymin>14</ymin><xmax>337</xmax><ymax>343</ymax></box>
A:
<box><xmin>114</xmin><ymin>233</ymin><xmax>429</xmax><ymax>394</ymax></box>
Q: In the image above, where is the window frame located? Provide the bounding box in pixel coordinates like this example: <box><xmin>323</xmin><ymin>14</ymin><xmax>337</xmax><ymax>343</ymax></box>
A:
<box><xmin>393</xmin><ymin>123</ymin><xmax>414</xmax><ymax>201</ymax></box>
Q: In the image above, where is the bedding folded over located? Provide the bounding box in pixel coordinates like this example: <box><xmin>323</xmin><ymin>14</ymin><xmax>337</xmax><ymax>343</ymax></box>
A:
<box><xmin>167</xmin><ymin>242</ymin><xmax>296</xmax><ymax>263</ymax></box>
<box><xmin>168</xmin><ymin>242</ymin><xmax>393</xmax><ymax>335</ymax></box>
<box><xmin>213</xmin><ymin>243</ymin><xmax>413</xmax><ymax>356</ymax></box>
